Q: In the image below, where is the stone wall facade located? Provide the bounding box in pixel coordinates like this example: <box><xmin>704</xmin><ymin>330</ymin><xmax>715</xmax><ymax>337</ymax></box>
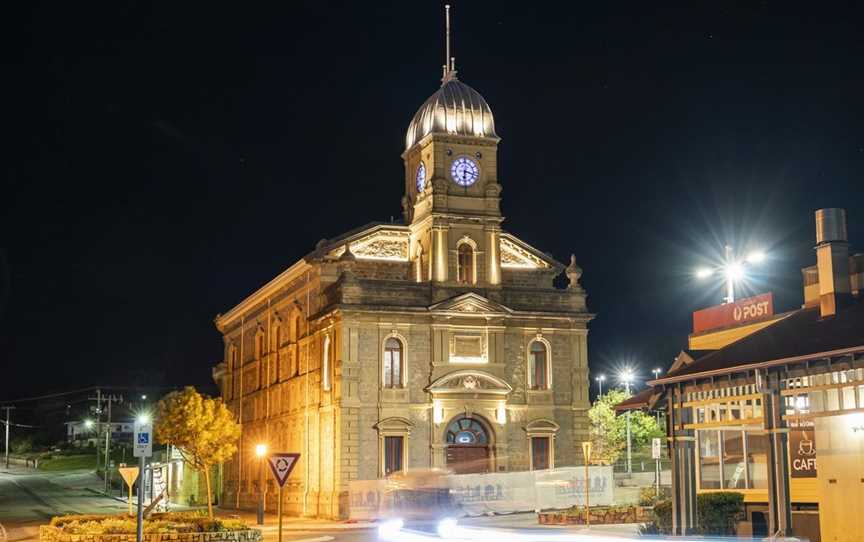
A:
<box><xmin>212</xmin><ymin>66</ymin><xmax>593</xmax><ymax>519</ymax></box>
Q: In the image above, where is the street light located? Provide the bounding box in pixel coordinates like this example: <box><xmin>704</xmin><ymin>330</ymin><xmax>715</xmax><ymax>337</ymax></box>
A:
<box><xmin>619</xmin><ymin>369</ymin><xmax>634</xmax><ymax>475</ymax></box>
<box><xmin>652</xmin><ymin>368</ymin><xmax>663</xmax><ymax>424</ymax></box>
<box><xmin>595</xmin><ymin>374</ymin><xmax>606</xmax><ymax>397</ymax></box>
<box><xmin>255</xmin><ymin>443</ymin><xmax>267</xmax><ymax>525</ymax></box>
<box><xmin>84</xmin><ymin>419</ymin><xmax>94</xmax><ymax>430</ymax></box>
<box><xmin>696</xmin><ymin>245</ymin><xmax>767</xmax><ymax>304</ymax></box>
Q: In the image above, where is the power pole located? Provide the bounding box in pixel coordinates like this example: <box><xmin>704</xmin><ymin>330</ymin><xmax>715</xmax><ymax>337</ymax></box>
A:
<box><xmin>102</xmin><ymin>394</ymin><xmax>123</xmax><ymax>492</ymax></box>
<box><xmin>3</xmin><ymin>406</ymin><xmax>16</xmax><ymax>469</ymax></box>
<box><xmin>89</xmin><ymin>389</ymin><xmax>103</xmax><ymax>471</ymax></box>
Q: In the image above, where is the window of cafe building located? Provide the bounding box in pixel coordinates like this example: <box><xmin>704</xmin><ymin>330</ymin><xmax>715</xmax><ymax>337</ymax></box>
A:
<box><xmin>698</xmin><ymin>429</ymin><xmax>768</xmax><ymax>490</ymax></box>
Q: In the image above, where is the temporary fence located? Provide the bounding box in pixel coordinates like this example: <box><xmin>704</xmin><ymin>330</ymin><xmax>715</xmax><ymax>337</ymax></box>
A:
<box><xmin>348</xmin><ymin>466</ymin><xmax>614</xmax><ymax>520</ymax></box>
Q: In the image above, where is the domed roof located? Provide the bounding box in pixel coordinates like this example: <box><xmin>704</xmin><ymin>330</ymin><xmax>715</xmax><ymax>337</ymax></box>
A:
<box><xmin>405</xmin><ymin>73</ymin><xmax>498</xmax><ymax>150</ymax></box>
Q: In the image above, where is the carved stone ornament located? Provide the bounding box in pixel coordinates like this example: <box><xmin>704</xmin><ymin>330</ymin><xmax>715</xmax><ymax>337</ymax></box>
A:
<box><xmin>566</xmin><ymin>254</ymin><xmax>583</xmax><ymax>289</ymax></box>
<box><xmin>462</xmin><ymin>376</ymin><xmax>479</xmax><ymax>389</ymax></box>
<box><xmin>500</xmin><ymin>237</ymin><xmax>548</xmax><ymax>269</ymax></box>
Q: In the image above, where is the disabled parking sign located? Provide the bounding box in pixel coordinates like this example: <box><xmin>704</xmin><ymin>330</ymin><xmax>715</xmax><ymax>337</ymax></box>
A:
<box><xmin>133</xmin><ymin>422</ymin><xmax>153</xmax><ymax>458</ymax></box>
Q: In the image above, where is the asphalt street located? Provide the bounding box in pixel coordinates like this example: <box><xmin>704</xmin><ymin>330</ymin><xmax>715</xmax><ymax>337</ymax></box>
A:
<box><xmin>0</xmin><ymin>468</ymin><xmax>376</xmax><ymax>542</ymax></box>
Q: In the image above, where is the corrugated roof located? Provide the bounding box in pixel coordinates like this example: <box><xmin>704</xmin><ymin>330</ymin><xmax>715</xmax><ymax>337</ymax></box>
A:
<box><xmin>655</xmin><ymin>300</ymin><xmax>864</xmax><ymax>383</ymax></box>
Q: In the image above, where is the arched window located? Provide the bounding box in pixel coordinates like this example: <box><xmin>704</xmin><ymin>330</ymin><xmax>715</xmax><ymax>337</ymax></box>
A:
<box><xmin>383</xmin><ymin>338</ymin><xmax>403</xmax><ymax>388</ymax></box>
<box><xmin>457</xmin><ymin>243</ymin><xmax>474</xmax><ymax>284</ymax></box>
<box><xmin>322</xmin><ymin>335</ymin><xmax>331</xmax><ymax>391</ymax></box>
<box><xmin>445</xmin><ymin>417</ymin><xmax>489</xmax><ymax>445</ymax></box>
<box><xmin>529</xmin><ymin>341</ymin><xmax>549</xmax><ymax>390</ymax></box>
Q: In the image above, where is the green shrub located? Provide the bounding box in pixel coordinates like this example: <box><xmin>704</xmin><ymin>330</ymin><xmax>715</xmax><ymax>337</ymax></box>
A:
<box><xmin>696</xmin><ymin>492</ymin><xmax>743</xmax><ymax>535</ymax></box>
<box><xmin>651</xmin><ymin>499</ymin><xmax>673</xmax><ymax>534</ymax></box>
<box><xmin>48</xmin><ymin>513</ymin><xmax>251</xmax><ymax>534</ymax></box>
<box><xmin>637</xmin><ymin>486</ymin><xmax>670</xmax><ymax>506</ymax></box>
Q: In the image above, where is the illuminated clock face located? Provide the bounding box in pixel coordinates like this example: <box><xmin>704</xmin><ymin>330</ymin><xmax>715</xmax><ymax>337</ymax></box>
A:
<box><xmin>450</xmin><ymin>157</ymin><xmax>479</xmax><ymax>186</ymax></box>
<box><xmin>416</xmin><ymin>162</ymin><xmax>426</xmax><ymax>192</ymax></box>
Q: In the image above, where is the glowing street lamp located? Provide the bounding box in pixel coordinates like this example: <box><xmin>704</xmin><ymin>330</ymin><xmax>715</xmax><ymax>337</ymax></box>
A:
<box><xmin>84</xmin><ymin>419</ymin><xmax>94</xmax><ymax>430</ymax></box>
<box><xmin>696</xmin><ymin>245</ymin><xmax>767</xmax><ymax>304</ymax></box>
<box><xmin>595</xmin><ymin>374</ymin><xmax>606</xmax><ymax>397</ymax></box>
<box><xmin>255</xmin><ymin>444</ymin><xmax>267</xmax><ymax>525</ymax></box>
<box><xmin>619</xmin><ymin>369</ymin><xmax>634</xmax><ymax>475</ymax></box>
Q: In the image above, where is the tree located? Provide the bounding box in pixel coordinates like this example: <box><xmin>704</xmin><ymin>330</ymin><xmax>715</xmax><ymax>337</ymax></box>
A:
<box><xmin>154</xmin><ymin>387</ymin><xmax>240</xmax><ymax>518</ymax></box>
<box><xmin>587</xmin><ymin>389</ymin><xmax>664</xmax><ymax>465</ymax></box>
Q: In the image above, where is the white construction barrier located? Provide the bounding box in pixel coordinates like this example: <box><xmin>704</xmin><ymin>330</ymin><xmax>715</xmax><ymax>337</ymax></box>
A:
<box><xmin>348</xmin><ymin>466</ymin><xmax>614</xmax><ymax>519</ymax></box>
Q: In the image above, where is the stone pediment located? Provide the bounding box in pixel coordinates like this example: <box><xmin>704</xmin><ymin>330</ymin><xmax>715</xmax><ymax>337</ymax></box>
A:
<box><xmin>499</xmin><ymin>233</ymin><xmax>559</xmax><ymax>270</ymax></box>
<box><xmin>427</xmin><ymin>370</ymin><xmax>513</xmax><ymax>396</ymax></box>
<box><xmin>428</xmin><ymin>292</ymin><xmax>512</xmax><ymax>316</ymax></box>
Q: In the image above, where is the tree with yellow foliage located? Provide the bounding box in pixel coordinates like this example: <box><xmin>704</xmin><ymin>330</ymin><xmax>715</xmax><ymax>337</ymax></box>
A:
<box><xmin>154</xmin><ymin>387</ymin><xmax>240</xmax><ymax>518</ymax></box>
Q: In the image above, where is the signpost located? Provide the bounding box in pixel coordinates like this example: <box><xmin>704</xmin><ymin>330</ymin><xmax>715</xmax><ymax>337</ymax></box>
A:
<box><xmin>652</xmin><ymin>437</ymin><xmax>662</xmax><ymax>497</ymax></box>
<box><xmin>133</xmin><ymin>420</ymin><xmax>153</xmax><ymax>542</ymax></box>
<box><xmin>581</xmin><ymin>442</ymin><xmax>592</xmax><ymax>526</ymax></box>
<box><xmin>118</xmin><ymin>464</ymin><xmax>140</xmax><ymax>515</ymax></box>
<box><xmin>267</xmin><ymin>453</ymin><xmax>300</xmax><ymax>542</ymax></box>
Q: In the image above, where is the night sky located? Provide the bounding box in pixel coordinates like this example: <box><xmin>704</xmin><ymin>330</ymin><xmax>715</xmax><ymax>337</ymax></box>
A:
<box><xmin>4</xmin><ymin>1</ymin><xmax>864</xmax><ymax>402</ymax></box>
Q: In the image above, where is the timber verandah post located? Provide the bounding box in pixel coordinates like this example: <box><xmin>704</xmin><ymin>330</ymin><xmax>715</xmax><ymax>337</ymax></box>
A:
<box><xmin>763</xmin><ymin>369</ymin><xmax>793</xmax><ymax>537</ymax></box>
<box><xmin>669</xmin><ymin>387</ymin><xmax>697</xmax><ymax>535</ymax></box>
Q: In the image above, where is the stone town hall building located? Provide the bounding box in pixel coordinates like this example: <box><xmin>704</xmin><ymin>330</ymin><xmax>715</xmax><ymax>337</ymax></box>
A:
<box><xmin>212</xmin><ymin>59</ymin><xmax>593</xmax><ymax>518</ymax></box>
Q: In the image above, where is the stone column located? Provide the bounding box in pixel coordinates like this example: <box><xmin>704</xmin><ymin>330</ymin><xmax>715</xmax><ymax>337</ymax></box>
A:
<box><xmin>486</xmin><ymin>227</ymin><xmax>501</xmax><ymax>286</ymax></box>
<box><xmin>432</xmin><ymin>226</ymin><xmax>449</xmax><ymax>282</ymax></box>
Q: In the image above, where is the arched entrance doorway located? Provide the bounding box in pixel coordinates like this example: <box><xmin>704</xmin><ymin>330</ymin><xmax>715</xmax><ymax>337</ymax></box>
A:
<box><xmin>444</xmin><ymin>416</ymin><xmax>492</xmax><ymax>474</ymax></box>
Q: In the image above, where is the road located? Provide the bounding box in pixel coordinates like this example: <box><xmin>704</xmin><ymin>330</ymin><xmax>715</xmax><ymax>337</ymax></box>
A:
<box><xmin>0</xmin><ymin>468</ymin><xmax>375</xmax><ymax>542</ymax></box>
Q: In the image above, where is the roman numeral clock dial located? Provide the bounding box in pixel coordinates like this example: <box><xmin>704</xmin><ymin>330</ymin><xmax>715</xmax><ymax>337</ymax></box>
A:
<box><xmin>450</xmin><ymin>157</ymin><xmax>479</xmax><ymax>186</ymax></box>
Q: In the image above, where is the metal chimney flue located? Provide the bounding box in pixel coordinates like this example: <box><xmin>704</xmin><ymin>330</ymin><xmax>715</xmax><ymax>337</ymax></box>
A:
<box><xmin>815</xmin><ymin>208</ymin><xmax>852</xmax><ymax>318</ymax></box>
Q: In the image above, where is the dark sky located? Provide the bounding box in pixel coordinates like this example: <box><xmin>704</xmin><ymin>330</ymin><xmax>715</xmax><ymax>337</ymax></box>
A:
<box><xmin>4</xmin><ymin>1</ymin><xmax>863</xmax><ymax>401</ymax></box>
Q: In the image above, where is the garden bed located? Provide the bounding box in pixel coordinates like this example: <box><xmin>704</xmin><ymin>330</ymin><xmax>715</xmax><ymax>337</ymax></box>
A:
<box><xmin>538</xmin><ymin>505</ymin><xmax>652</xmax><ymax>525</ymax></box>
<box><xmin>40</xmin><ymin>513</ymin><xmax>261</xmax><ymax>542</ymax></box>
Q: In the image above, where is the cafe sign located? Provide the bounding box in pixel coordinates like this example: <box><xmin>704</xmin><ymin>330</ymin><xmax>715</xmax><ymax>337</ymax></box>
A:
<box><xmin>790</xmin><ymin>427</ymin><xmax>817</xmax><ymax>478</ymax></box>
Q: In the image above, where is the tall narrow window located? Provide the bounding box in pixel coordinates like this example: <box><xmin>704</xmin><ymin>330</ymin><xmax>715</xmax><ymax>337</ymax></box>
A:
<box><xmin>274</xmin><ymin>327</ymin><xmax>282</xmax><ymax>381</ymax></box>
<box><xmin>294</xmin><ymin>316</ymin><xmax>302</xmax><ymax>341</ymax></box>
<box><xmin>257</xmin><ymin>333</ymin><xmax>264</xmax><ymax>358</ymax></box>
<box><xmin>457</xmin><ymin>243</ymin><xmax>474</xmax><ymax>284</ymax></box>
<box><xmin>529</xmin><ymin>341</ymin><xmax>548</xmax><ymax>390</ymax></box>
<box><xmin>383</xmin><ymin>338</ymin><xmax>403</xmax><ymax>388</ymax></box>
<box><xmin>322</xmin><ymin>335</ymin><xmax>331</xmax><ymax>391</ymax></box>
<box><xmin>384</xmin><ymin>436</ymin><xmax>404</xmax><ymax>475</ymax></box>
<box><xmin>531</xmin><ymin>437</ymin><xmax>551</xmax><ymax>470</ymax></box>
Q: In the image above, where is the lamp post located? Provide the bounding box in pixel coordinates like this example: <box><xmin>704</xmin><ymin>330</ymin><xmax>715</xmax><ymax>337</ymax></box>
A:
<box><xmin>652</xmin><ymin>368</ymin><xmax>662</xmax><ymax>424</ymax></box>
<box><xmin>255</xmin><ymin>444</ymin><xmax>267</xmax><ymax>525</ymax></box>
<box><xmin>619</xmin><ymin>370</ymin><xmax>634</xmax><ymax>475</ymax></box>
<box><xmin>595</xmin><ymin>374</ymin><xmax>606</xmax><ymax>397</ymax></box>
<box><xmin>696</xmin><ymin>245</ymin><xmax>766</xmax><ymax>304</ymax></box>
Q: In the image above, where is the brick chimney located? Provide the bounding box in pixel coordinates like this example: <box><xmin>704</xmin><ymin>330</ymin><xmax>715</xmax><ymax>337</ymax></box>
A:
<box><xmin>815</xmin><ymin>208</ymin><xmax>852</xmax><ymax>318</ymax></box>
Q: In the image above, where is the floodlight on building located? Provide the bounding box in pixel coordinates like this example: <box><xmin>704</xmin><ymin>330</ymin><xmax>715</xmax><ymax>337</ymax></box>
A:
<box><xmin>433</xmin><ymin>400</ymin><xmax>444</xmax><ymax>424</ymax></box>
<box><xmin>255</xmin><ymin>443</ymin><xmax>267</xmax><ymax>458</ymax></box>
<box><xmin>496</xmin><ymin>403</ymin><xmax>507</xmax><ymax>425</ymax></box>
<box><xmin>84</xmin><ymin>419</ymin><xmax>94</xmax><ymax>429</ymax></box>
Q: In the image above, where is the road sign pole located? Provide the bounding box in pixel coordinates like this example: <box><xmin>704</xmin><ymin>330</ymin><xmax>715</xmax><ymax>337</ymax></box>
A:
<box><xmin>137</xmin><ymin>455</ymin><xmax>145</xmax><ymax>542</ymax></box>
<box><xmin>277</xmin><ymin>485</ymin><xmax>283</xmax><ymax>542</ymax></box>
<box><xmin>581</xmin><ymin>441</ymin><xmax>592</xmax><ymax>527</ymax></box>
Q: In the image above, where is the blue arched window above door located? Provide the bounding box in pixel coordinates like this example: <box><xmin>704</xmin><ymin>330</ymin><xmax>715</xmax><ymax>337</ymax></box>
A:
<box><xmin>445</xmin><ymin>417</ymin><xmax>489</xmax><ymax>445</ymax></box>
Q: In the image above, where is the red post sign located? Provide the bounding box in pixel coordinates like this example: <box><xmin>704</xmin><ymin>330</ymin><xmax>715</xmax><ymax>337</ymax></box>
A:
<box><xmin>692</xmin><ymin>293</ymin><xmax>774</xmax><ymax>334</ymax></box>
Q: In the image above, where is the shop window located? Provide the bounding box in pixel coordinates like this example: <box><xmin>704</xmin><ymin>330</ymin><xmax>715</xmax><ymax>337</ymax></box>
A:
<box><xmin>528</xmin><ymin>341</ymin><xmax>549</xmax><ymax>390</ymax></box>
<box><xmin>384</xmin><ymin>436</ymin><xmax>404</xmax><ymax>476</ymax></box>
<box><xmin>722</xmin><ymin>431</ymin><xmax>745</xmax><ymax>489</ymax></box>
<box><xmin>531</xmin><ymin>437</ymin><xmax>551</xmax><ymax>470</ymax></box>
<box><xmin>746</xmin><ymin>433</ymin><xmax>769</xmax><ymax>489</ymax></box>
<box><xmin>383</xmin><ymin>337</ymin><xmax>404</xmax><ymax>388</ymax></box>
<box><xmin>842</xmin><ymin>386</ymin><xmax>857</xmax><ymax>410</ymax></box>
<box><xmin>698</xmin><ymin>430</ymin><xmax>721</xmax><ymax>489</ymax></box>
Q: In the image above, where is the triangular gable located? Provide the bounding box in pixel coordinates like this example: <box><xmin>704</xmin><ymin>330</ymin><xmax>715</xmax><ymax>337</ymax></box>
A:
<box><xmin>428</xmin><ymin>292</ymin><xmax>513</xmax><ymax>315</ymax></box>
<box><xmin>499</xmin><ymin>233</ymin><xmax>560</xmax><ymax>270</ymax></box>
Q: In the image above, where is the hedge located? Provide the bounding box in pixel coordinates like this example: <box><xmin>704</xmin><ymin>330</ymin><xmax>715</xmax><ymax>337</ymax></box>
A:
<box><xmin>649</xmin><ymin>492</ymin><xmax>744</xmax><ymax>535</ymax></box>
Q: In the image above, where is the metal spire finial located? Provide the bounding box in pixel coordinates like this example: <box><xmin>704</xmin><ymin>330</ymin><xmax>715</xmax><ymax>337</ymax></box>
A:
<box><xmin>445</xmin><ymin>5</ymin><xmax>451</xmax><ymax>75</ymax></box>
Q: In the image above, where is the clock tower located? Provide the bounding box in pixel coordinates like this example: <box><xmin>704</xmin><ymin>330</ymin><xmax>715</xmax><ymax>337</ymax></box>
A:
<box><xmin>402</xmin><ymin>62</ymin><xmax>504</xmax><ymax>287</ymax></box>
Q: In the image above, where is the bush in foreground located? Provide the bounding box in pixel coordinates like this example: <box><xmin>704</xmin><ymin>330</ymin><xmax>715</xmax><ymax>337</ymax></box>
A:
<box><xmin>49</xmin><ymin>512</ymin><xmax>250</xmax><ymax>534</ymax></box>
<box><xmin>644</xmin><ymin>492</ymin><xmax>743</xmax><ymax>535</ymax></box>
